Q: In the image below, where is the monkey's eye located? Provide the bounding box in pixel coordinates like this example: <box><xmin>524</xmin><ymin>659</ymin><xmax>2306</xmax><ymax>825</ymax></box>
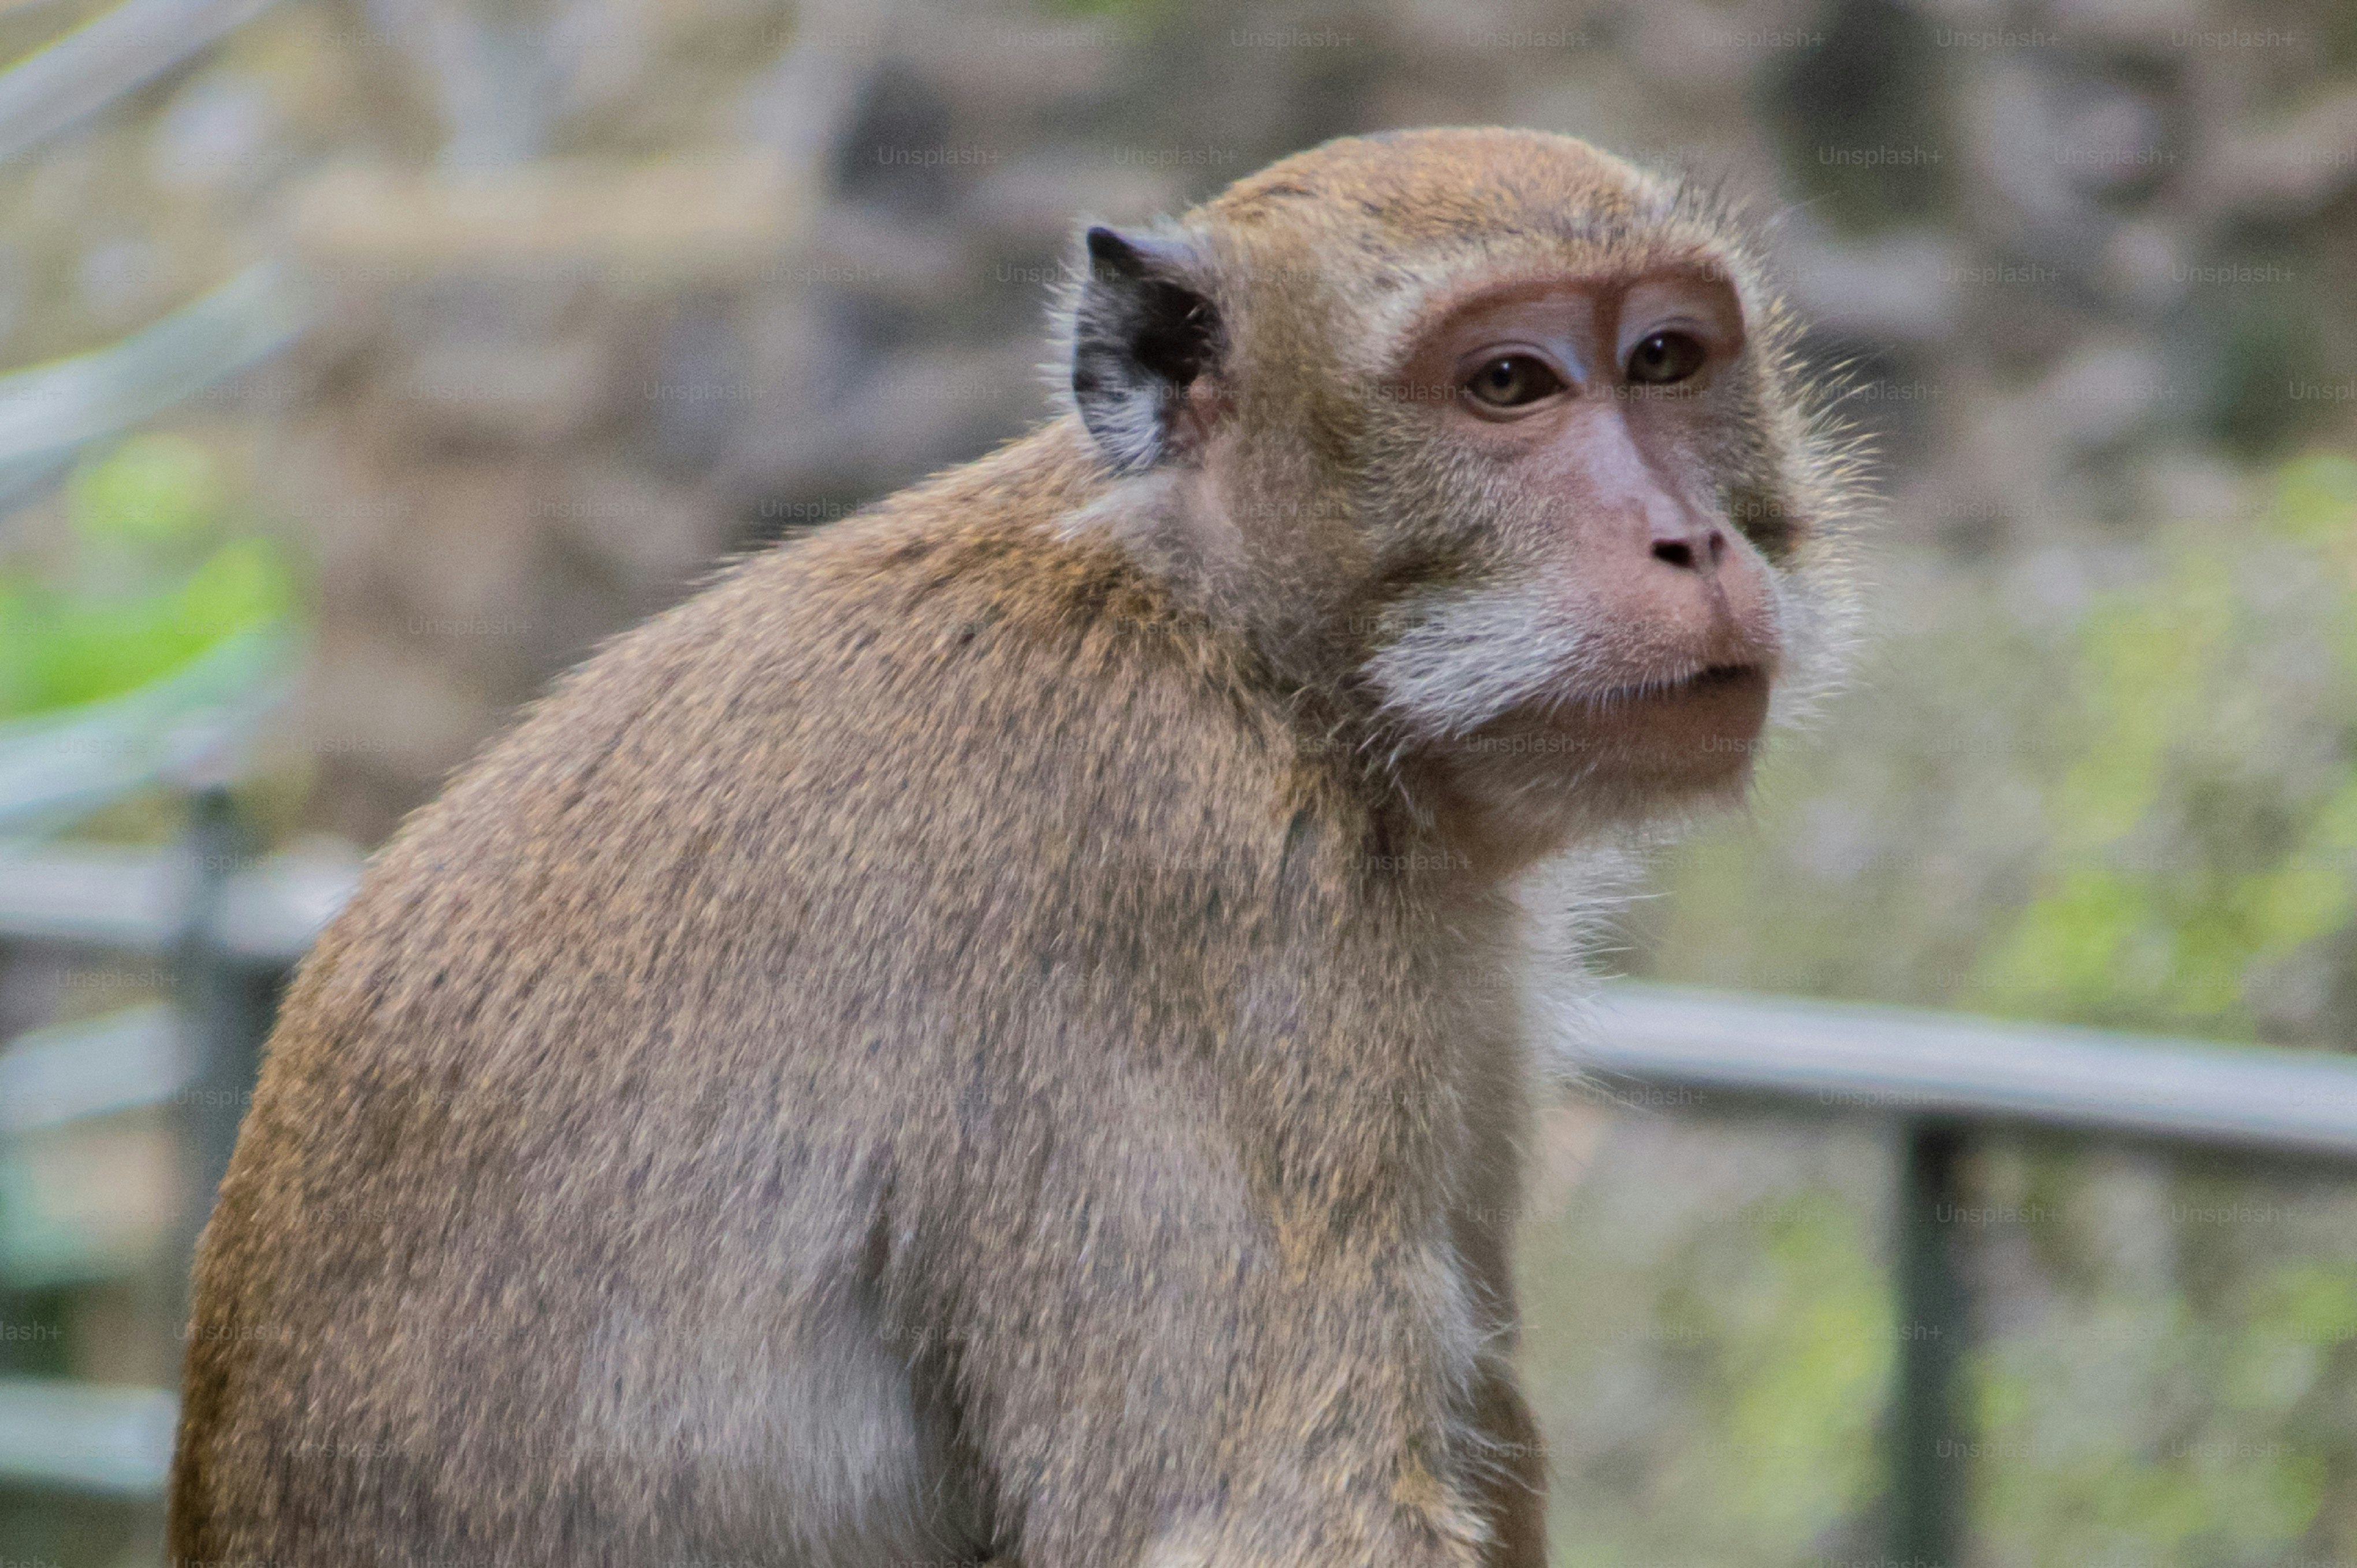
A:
<box><xmin>1625</xmin><ymin>330</ymin><xmax>1708</xmax><ymax>386</ymax></box>
<box><xmin>1464</xmin><ymin>355</ymin><xmax>1564</xmax><ymax>409</ymax></box>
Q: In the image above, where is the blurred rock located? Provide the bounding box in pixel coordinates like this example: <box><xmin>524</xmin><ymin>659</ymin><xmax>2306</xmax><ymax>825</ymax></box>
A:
<box><xmin>1775</xmin><ymin>222</ymin><xmax>1963</xmax><ymax>343</ymax></box>
<box><xmin>2200</xmin><ymin>87</ymin><xmax>2357</xmax><ymax>221</ymax></box>
<box><xmin>2029</xmin><ymin>339</ymin><xmax>2174</xmax><ymax>447</ymax></box>
<box><xmin>287</xmin><ymin>152</ymin><xmax>804</xmax><ymax>284</ymax></box>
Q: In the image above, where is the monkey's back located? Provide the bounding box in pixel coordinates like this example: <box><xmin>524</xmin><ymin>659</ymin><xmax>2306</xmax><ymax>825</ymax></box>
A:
<box><xmin>167</xmin><ymin>424</ymin><xmax>1371</xmax><ymax>1565</ymax></box>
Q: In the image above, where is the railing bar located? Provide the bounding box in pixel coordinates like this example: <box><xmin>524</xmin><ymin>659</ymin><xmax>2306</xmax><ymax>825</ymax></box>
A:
<box><xmin>1588</xmin><ymin>983</ymin><xmax>2357</xmax><ymax>1158</ymax></box>
<box><xmin>0</xmin><ymin>1001</ymin><xmax>187</xmax><ymax>1134</ymax></box>
<box><xmin>0</xmin><ymin>1378</ymin><xmax>175</xmax><ymax>1496</ymax></box>
<box><xmin>0</xmin><ymin>0</ymin><xmax>281</xmax><ymax>164</ymax></box>
<box><xmin>0</xmin><ymin>842</ymin><xmax>358</xmax><ymax>962</ymax></box>
<box><xmin>0</xmin><ymin>265</ymin><xmax>306</xmax><ymax>519</ymax></box>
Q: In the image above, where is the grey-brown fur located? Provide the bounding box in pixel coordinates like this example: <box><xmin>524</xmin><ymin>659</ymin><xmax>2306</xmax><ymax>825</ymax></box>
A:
<box><xmin>172</xmin><ymin>128</ymin><xmax>1859</xmax><ymax>1568</ymax></box>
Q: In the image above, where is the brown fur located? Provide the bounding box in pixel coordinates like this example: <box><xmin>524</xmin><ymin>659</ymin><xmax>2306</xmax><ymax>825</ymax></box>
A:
<box><xmin>172</xmin><ymin>129</ymin><xmax>1859</xmax><ymax>1568</ymax></box>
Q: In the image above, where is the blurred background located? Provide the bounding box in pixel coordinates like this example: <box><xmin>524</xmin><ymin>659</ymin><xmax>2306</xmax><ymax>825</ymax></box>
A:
<box><xmin>1</xmin><ymin>0</ymin><xmax>2355</xmax><ymax>1563</ymax></box>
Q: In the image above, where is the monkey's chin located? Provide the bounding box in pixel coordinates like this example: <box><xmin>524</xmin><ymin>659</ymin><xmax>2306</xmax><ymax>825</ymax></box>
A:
<box><xmin>1412</xmin><ymin>664</ymin><xmax>1772</xmax><ymax>878</ymax></box>
<box><xmin>1563</xmin><ymin>663</ymin><xmax>1774</xmax><ymax>789</ymax></box>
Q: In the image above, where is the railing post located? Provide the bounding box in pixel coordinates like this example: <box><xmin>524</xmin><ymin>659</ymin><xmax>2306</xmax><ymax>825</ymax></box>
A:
<box><xmin>171</xmin><ymin>787</ymin><xmax>273</xmax><ymax>1292</ymax></box>
<box><xmin>1888</xmin><ymin>1120</ymin><xmax>1968</xmax><ymax>1567</ymax></box>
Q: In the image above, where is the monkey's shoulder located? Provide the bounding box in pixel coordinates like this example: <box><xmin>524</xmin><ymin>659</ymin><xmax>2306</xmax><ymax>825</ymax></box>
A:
<box><xmin>296</xmin><ymin>493</ymin><xmax>1338</xmax><ymax>1017</ymax></box>
<box><xmin>611</xmin><ymin>501</ymin><xmax>1299</xmax><ymax>800</ymax></box>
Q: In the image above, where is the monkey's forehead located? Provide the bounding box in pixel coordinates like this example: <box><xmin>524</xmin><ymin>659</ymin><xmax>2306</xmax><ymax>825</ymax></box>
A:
<box><xmin>1188</xmin><ymin>128</ymin><xmax>1763</xmax><ymax>299</ymax></box>
<box><xmin>1176</xmin><ymin>130</ymin><xmax>1774</xmax><ymax>378</ymax></box>
<box><xmin>1196</xmin><ymin>128</ymin><xmax>1664</xmax><ymax>240</ymax></box>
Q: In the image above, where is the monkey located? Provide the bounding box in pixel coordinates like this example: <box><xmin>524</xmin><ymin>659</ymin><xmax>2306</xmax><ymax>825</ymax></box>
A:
<box><xmin>170</xmin><ymin>127</ymin><xmax>1859</xmax><ymax>1568</ymax></box>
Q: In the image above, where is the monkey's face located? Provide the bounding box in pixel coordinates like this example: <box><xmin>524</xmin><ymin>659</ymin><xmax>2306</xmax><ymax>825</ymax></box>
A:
<box><xmin>1066</xmin><ymin>129</ymin><xmax>1859</xmax><ymax>867</ymax></box>
<box><xmin>1355</xmin><ymin>262</ymin><xmax>1798</xmax><ymax>849</ymax></box>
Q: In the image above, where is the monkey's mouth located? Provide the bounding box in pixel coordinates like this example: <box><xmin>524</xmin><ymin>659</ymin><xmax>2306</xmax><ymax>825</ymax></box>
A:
<box><xmin>1445</xmin><ymin>661</ymin><xmax>1774</xmax><ymax>782</ymax></box>
<box><xmin>1524</xmin><ymin>659</ymin><xmax>1772</xmax><ymax>781</ymax></box>
<box><xmin>1590</xmin><ymin>661</ymin><xmax>1771</xmax><ymax>709</ymax></box>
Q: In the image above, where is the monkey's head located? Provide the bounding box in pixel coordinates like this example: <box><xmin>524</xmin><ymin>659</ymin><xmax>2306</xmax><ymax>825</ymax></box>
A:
<box><xmin>1061</xmin><ymin>127</ymin><xmax>1863</xmax><ymax>872</ymax></box>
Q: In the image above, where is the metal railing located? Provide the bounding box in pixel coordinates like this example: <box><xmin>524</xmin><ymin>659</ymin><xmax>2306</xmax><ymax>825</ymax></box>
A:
<box><xmin>1588</xmin><ymin>986</ymin><xmax>2357</xmax><ymax>1565</ymax></box>
<box><xmin>0</xmin><ymin>0</ymin><xmax>300</xmax><ymax>1518</ymax></box>
<box><xmin>9</xmin><ymin>849</ymin><xmax>2357</xmax><ymax>1567</ymax></box>
<box><xmin>0</xmin><ymin>811</ymin><xmax>356</xmax><ymax>1495</ymax></box>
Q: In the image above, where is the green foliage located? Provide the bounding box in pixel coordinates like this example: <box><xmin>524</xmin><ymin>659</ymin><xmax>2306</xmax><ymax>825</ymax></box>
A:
<box><xmin>1719</xmin><ymin>1203</ymin><xmax>1891</xmax><ymax>1537</ymax></box>
<box><xmin>1971</xmin><ymin>1223</ymin><xmax>2357</xmax><ymax>1568</ymax></box>
<box><xmin>1972</xmin><ymin>455</ymin><xmax>2357</xmax><ymax>1035</ymax></box>
<box><xmin>0</xmin><ymin>437</ymin><xmax>297</xmax><ymax>718</ymax></box>
<box><xmin>65</xmin><ymin>433</ymin><xmax>225</xmax><ymax>552</ymax></box>
<box><xmin>1527</xmin><ymin>1131</ymin><xmax>1892</xmax><ymax>1567</ymax></box>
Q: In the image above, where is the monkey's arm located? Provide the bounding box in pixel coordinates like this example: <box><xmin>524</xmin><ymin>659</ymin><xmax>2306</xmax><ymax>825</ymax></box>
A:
<box><xmin>1452</xmin><ymin>1144</ymin><xmax>1549</xmax><ymax>1568</ymax></box>
<box><xmin>932</xmin><ymin>1074</ymin><xmax>1500</xmax><ymax>1568</ymax></box>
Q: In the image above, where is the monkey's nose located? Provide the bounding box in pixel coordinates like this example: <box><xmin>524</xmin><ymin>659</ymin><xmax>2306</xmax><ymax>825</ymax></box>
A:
<box><xmin>1650</xmin><ymin>523</ymin><xmax>1728</xmax><ymax>573</ymax></box>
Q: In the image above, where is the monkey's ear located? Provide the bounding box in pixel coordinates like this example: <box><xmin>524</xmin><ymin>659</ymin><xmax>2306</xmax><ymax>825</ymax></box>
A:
<box><xmin>1070</xmin><ymin>225</ymin><xmax>1223</xmax><ymax>473</ymax></box>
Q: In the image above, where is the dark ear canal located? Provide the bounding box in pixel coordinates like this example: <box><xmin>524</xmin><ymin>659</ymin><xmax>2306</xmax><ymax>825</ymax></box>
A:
<box><xmin>1071</xmin><ymin>224</ymin><xmax>1222</xmax><ymax>473</ymax></box>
